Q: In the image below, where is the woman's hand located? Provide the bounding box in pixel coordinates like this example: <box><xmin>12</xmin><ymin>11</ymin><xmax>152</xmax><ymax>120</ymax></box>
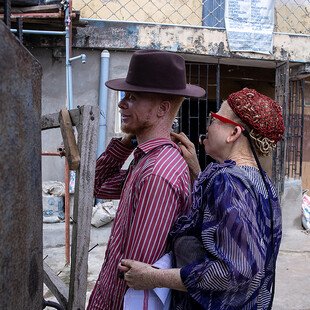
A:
<box><xmin>170</xmin><ymin>132</ymin><xmax>201</xmax><ymax>181</ymax></box>
<box><xmin>118</xmin><ymin>259</ymin><xmax>157</xmax><ymax>290</ymax></box>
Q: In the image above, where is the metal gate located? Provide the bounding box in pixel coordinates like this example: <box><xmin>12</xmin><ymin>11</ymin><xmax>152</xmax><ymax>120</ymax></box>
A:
<box><xmin>273</xmin><ymin>61</ymin><xmax>305</xmax><ymax>196</ymax></box>
<box><xmin>178</xmin><ymin>62</ymin><xmax>221</xmax><ymax>170</ymax></box>
<box><xmin>286</xmin><ymin>79</ymin><xmax>305</xmax><ymax>179</ymax></box>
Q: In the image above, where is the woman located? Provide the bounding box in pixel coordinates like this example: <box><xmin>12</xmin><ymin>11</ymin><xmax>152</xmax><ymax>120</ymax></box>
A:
<box><xmin>119</xmin><ymin>88</ymin><xmax>285</xmax><ymax>309</ymax></box>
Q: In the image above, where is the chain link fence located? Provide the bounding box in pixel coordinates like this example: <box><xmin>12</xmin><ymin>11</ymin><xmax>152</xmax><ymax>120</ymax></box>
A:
<box><xmin>73</xmin><ymin>0</ymin><xmax>310</xmax><ymax>35</ymax></box>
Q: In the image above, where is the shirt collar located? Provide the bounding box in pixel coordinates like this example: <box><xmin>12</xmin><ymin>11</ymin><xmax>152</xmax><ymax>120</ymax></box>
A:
<box><xmin>134</xmin><ymin>138</ymin><xmax>180</xmax><ymax>159</ymax></box>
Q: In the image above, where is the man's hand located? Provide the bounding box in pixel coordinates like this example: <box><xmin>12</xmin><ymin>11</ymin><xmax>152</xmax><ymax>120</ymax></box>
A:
<box><xmin>118</xmin><ymin>259</ymin><xmax>157</xmax><ymax>290</ymax></box>
<box><xmin>170</xmin><ymin>132</ymin><xmax>201</xmax><ymax>181</ymax></box>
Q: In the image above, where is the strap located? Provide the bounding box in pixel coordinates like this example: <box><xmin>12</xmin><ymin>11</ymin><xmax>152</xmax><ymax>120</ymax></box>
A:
<box><xmin>243</xmin><ymin>130</ymin><xmax>275</xmax><ymax>310</ymax></box>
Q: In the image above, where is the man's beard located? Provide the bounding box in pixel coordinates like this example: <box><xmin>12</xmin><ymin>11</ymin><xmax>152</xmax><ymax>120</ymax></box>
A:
<box><xmin>121</xmin><ymin>121</ymin><xmax>151</xmax><ymax>135</ymax></box>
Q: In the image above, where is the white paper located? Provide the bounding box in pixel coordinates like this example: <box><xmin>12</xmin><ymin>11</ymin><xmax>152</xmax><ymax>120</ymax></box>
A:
<box><xmin>124</xmin><ymin>253</ymin><xmax>172</xmax><ymax>310</ymax></box>
<box><xmin>225</xmin><ymin>0</ymin><xmax>275</xmax><ymax>54</ymax></box>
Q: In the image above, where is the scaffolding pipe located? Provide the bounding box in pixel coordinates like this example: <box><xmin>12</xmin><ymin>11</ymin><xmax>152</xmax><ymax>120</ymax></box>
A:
<box><xmin>97</xmin><ymin>50</ymin><xmax>110</xmax><ymax>157</ymax></box>
<box><xmin>64</xmin><ymin>0</ymin><xmax>72</xmax><ymax>265</ymax></box>
<box><xmin>65</xmin><ymin>0</ymin><xmax>73</xmax><ymax>110</ymax></box>
<box><xmin>10</xmin><ymin>29</ymin><xmax>66</xmax><ymax>35</ymax></box>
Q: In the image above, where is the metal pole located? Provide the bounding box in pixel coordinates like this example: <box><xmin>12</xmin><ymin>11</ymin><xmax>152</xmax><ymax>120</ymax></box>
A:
<box><xmin>4</xmin><ymin>0</ymin><xmax>11</xmax><ymax>29</ymax></box>
<box><xmin>216</xmin><ymin>62</ymin><xmax>221</xmax><ymax>111</ymax></box>
<box><xmin>65</xmin><ymin>0</ymin><xmax>73</xmax><ymax>110</ymax></box>
<box><xmin>10</xmin><ymin>29</ymin><xmax>66</xmax><ymax>35</ymax></box>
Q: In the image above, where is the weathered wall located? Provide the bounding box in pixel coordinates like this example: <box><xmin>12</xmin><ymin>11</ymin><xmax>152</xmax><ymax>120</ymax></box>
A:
<box><xmin>29</xmin><ymin>48</ymin><xmax>101</xmax><ymax>181</ymax></box>
<box><xmin>25</xmin><ymin>21</ymin><xmax>310</xmax><ymax>64</ymax></box>
<box><xmin>0</xmin><ymin>22</ymin><xmax>43</xmax><ymax>309</ymax></box>
<box><xmin>71</xmin><ymin>21</ymin><xmax>310</xmax><ymax>63</ymax></box>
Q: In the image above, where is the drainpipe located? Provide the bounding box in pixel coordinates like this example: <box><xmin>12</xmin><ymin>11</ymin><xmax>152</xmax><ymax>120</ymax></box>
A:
<box><xmin>64</xmin><ymin>0</ymin><xmax>73</xmax><ymax>110</ymax></box>
<box><xmin>97</xmin><ymin>50</ymin><xmax>110</xmax><ymax>158</ymax></box>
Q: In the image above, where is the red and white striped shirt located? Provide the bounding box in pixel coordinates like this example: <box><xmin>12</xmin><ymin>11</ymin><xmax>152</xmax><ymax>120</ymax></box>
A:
<box><xmin>87</xmin><ymin>138</ymin><xmax>191</xmax><ymax>310</ymax></box>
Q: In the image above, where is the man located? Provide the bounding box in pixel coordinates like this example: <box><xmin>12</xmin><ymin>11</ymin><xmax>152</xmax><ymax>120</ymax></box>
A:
<box><xmin>87</xmin><ymin>50</ymin><xmax>205</xmax><ymax>310</ymax></box>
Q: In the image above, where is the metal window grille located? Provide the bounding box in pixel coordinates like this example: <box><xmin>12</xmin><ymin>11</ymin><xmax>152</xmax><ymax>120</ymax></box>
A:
<box><xmin>202</xmin><ymin>0</ymin><xmax>225</xmax><ymax>28</ymax></box>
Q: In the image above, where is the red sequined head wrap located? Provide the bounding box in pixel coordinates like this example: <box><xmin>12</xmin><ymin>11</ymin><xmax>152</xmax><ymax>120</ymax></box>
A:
<box><xmin>227</xmin><ymin>88</ymin><xmax>285</xmax><ymax>143</ymax></box>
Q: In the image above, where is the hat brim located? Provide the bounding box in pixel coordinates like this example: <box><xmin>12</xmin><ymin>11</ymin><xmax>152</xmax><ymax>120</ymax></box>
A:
<box><xmin>105</xmin><ymin>78</ymin><xmax>205</xmax><ymax>98</ymax></box>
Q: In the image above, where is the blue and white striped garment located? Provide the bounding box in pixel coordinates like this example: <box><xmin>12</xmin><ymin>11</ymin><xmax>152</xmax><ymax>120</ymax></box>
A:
<box><xmin>169</xmin><ymin>160</ymin><xmax>282</xmax><ymax>310</ymax></box>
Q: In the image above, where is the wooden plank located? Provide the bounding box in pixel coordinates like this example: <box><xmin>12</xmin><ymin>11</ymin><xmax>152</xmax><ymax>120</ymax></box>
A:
<box><xmin>43</xmin><ymin>262</ymin><xmax>69</xmax><ymax>309</ymax></box>
<box><xmin>0</xmin><ymin>12</ymin><xmax>64</xmax><ymax>19</ymax></box>
<box><xmin>0</xmin><ymin>4</ymin><xmax>60</xmax><ymax>14</ymax></box>
<box><xmin>19</xmin><ymin>4</ymin><xmax>60</xmax><ymax>13</ymax></box>
<box><xmin>68</xmin><ymin>105</ymin><xmax>99</xmax><ymax>310</ymax></box>
<box><xmin>59</xmin><ymin>108</ymin><xmax>80</xmax><ymax>170</ymax></box>
<box><xmin>41</xmin><ymin>108</ymin><xmax>80</xmax><ymax>131</ymax></box>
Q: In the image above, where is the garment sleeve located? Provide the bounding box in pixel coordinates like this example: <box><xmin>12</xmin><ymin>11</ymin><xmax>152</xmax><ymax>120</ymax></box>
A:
<box><xmin>123</xmin><ymin>174</ymin><xmax>184</xmax><ymax>263</ymax></box>
<box><xmin>180</xmin><ymin>173</ymin><xmax>265</xmax><ymax>295</ymax></box>
<box><xmin>94</xmin><ymin>138</ymin><xmax>133</xmax><ymax>199</ymax></box>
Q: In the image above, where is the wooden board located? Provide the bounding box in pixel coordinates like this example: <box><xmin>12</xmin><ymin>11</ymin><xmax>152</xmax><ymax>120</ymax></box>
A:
<box><xmin>59</xmin><ymin>108</ymin><xmax>80</xmax><ymax>170</ymax></box>
<box><xmin>43</xmin><ymin>262</ymin><xmax>69</xmax><ymax>309</ymax></box>
<box><xmin>68</xmin><ymin>105</ymin><xmax>99</xmax><ymax>310</ymax></box>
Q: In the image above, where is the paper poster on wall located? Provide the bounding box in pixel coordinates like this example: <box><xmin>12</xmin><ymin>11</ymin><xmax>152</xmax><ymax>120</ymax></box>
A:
<box><xmin>225</xmin><ymin>0</ymin><xmax>275</xmax><ymax>54</ymax></box>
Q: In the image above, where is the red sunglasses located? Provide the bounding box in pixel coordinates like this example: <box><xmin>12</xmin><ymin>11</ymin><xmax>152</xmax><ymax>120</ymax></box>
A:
<box><xmin>200</xmin><ymin>112</ymin><xmax>245</xmax><ymax>144</ymax></box>
<box><xmin>207</xmin><ymin>112</ymin><xmax>245</xmax><ymax>131</ymax></box>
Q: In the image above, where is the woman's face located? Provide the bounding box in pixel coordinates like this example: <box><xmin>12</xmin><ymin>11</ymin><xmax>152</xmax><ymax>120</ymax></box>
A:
<box><xmin>203</xmin><ymin>102</ymin><xmax>236</xmax><ymax>162</ymax></box>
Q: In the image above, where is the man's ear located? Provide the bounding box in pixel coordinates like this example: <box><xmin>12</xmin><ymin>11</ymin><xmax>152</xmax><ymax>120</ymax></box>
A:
<box><xmin>157</xmin><ymin>100</ymin><xmax>170</xmax><ymax>117</ymax></box>
<box><xmin>226</xmin><ymin>126</ymin><xmax>243</xmax><ymax>143</ymax></box>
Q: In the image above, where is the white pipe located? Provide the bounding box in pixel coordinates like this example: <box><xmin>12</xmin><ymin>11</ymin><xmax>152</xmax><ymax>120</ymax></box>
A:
<box><xmin>10</xmin><ymin>29</ymin><xmax>66</xmax><ymax>35</ymax></box>
<box><xmin>97</xmin><ymin>50</ymin><xmax>110</xmax><ymax>158</ymax></box>
<box><xmin>65</xmin><ymin>0</ymin><xmax>73</xmax><ymax>110</ymax></box>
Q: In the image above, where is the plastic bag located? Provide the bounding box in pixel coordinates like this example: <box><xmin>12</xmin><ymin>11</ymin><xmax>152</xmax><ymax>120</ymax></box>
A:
<box><xmin>42</xmin><ymin>181</ymin><xmax>65</xmax><ymax>197</ymax></box>
<box><xmin>91</xmin><ymin>201</ymin><xmax>117</xmax><ymax>228</ymax></box>
<box><xmin>301</xmin><ymin>190</ymin><xmax>310</xmax><ymax>231</ymax></box>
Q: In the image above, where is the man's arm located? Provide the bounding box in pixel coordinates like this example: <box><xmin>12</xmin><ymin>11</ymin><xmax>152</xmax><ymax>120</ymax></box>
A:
<box><xmin>94</xmin><ymin>136</ymin><xmax>134</xmax><ymax>199</ymax></box>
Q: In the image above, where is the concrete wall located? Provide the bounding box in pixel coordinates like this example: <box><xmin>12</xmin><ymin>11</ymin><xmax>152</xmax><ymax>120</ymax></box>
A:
<box><xmin>31</xmin><ymin>48</ymin><xmax>101</xmax><ymax>181</ymax></box>
<box><xmin>34</xmin><ymin>49</ymin><xmax>132</xmax><ymax>182</ymax></box>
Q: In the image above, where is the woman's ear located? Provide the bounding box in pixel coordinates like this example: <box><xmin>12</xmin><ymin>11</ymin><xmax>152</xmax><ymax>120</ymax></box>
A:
<box><xmin>226</xmin><ymin>126</ymin><xmax>243</xmax><ymax>143</ymax></box>
<box><xmin>157</xmin><ymin>100</ymin><xmax>170</xmax><ymax>117</ymax></box>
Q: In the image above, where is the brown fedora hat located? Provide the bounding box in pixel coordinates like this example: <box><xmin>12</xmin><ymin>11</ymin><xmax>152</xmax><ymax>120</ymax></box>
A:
<box><xmin>105</xmin><ymin>50</ymin><xmax>205</xmax><ymax>98</ymax></box>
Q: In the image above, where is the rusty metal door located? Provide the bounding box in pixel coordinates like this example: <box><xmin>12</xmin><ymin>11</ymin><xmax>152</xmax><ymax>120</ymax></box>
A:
<box><xmin>0</xmin><ymin>21</ymin><xmax>43</xmax><ymax>309</ymax></box>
